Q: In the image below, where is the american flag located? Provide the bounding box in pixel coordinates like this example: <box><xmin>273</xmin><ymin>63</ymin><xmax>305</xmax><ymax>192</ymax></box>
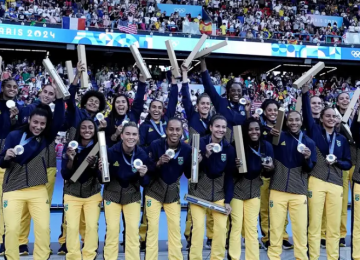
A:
<box><xmin>118</xmin><ymin>24</ymin><xmax>138</xmax><ymax>34</ymax></box>
<box><xmin>128</xmin><ymin>4</ymin><xmax>136</xmax><ymax>14</ymax></box>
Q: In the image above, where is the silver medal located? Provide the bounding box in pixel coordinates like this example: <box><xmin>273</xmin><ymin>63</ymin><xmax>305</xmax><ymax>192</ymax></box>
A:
<box><xmin>6</xmin><ymin>100</ymin><xmax>15</xmax><ymax>109</ymax></box>
<box><xmin>96</xmin><ymin>113</ymin><xmax>104</xmax><ymax>121</ymax></box>
<box><xmin>133</xmin><ymin>159</ymin><xmax>143</xmax><ymax>169</ymax></box>
<box><xmin>212</xmin><ymin>143</ymin><xmax>221</xmax><ymax>153</ymax></box>
<box><xmin>69</xmin><ymin>141</ymin><xmax>79</xmax><ymax>150</ymax></box>
<box><xmin>239</xmin><ymin>98</ymin><xmax>247</xmax><ymax>105</ymax></box>
<box><xmin>255</xmin><ymin>108</ymin><xmax>263</xmax><ymax>115</ymax></box>
<box><xmin>297</xmin><ymin>144</ymin><xmax>306</xmax><ymax>153</ymax></box>
<box><xmin>14</xmin><ymin>145</ymin><xmax>24</xmax><ymax>155</ymax></box>
<box><xmin>165</xmin><ymin>149</ymin><xmax>175</xmax><ymax>159</ymax></box>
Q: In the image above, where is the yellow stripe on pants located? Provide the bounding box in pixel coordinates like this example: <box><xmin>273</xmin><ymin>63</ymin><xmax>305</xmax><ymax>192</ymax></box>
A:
<box><xmin>352</xmin><ymin>182</ymin><xmax>360</xmax><ymax>260</ymax></box>
<box><xmin>104</xmin><ymin>200</ymin><xmax>140</xmax><ymax>260</ymax></box>
<box><xmin>189</xmin><ymin>200</ymin><xmax>227</xmax><ymax>260</ymax></box>
<box><xmin>308</xmin><ymin>176</ymin><xmax>342</xmax><ymax>260</ymax></box>
<box><xmin>268</xmin><ymin>190</ymin><xmax>308</xmax><ymax>260</ymax></box>
<box><xmin>260</xmin><ymin>177</ymin><xmax>289</xmax><ymax>243</ymax></box>
<box><xmin>64</xmin><ymin>193</ymin><xmax>101</xmax><ymax>260</ymax></box>
<box><xmin>228</xmin><ymin>197</ymin><xmax>260</xmax><ymax>260</ymax></box>
<box><xmin>0</xmin><ymin>167</ymin><xmax>5</xmax><ymax>244</ymax></box>
<box><xmin>19</xmin><ymin>167</ymin><xmax>57</xmax><ymax>246</ymax></box>
<box><xmin>145</xmin><ymin>196</ymin><xmax>182</xmax><ymax>260</ymax></box>
<box><xmin>3</xmin><ymin>185</ymin><xmax>50</xmax><ymax>260</ymax></box>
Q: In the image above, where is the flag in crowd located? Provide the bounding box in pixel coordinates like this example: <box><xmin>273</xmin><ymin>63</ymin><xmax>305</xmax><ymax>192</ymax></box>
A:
<box><xmin>118</xmin><ymin>24</ymin><xmax>138</xmax><ymax>34</ymax></box>
<box><xmin>62</xmin><ymin>17</ymin><xmax>86</xmax><ymax>30</ymax></box>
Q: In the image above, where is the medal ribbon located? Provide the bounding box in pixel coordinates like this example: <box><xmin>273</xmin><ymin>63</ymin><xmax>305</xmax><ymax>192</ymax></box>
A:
<box><xmin>150</xmin><ymin>119</ymin><xmax>165</xmax><ymax>137</ymax></box>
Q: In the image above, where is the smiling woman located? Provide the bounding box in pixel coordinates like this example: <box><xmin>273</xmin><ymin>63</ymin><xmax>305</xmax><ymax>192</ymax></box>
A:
<box><xmin>102</xmin><ymin>122</ymin><xmax>150</xmax><ymax>260</ymax></box>
<box><xmin>0</xmin><ymin>96</ymin><xmax>65</xmax><ymax>260</ymax></box>
<box><xmin>104</xmin><ymin>76</ymin><xmax>146</xmax><ymax>147</ymax></box>
<box><xmin>301</xmin><ymin>83</ymin><xmax>352</xmax><ymax>260</ymax></box>
<box><xmin>144</xmin><ymin>117</ymin><xmax>192</xmax><ymax>260</ymax></box>
<box><xmin>188</xmin><ymin>114</ymin><xmax>235</xmax><ymax>260</ymax></box>
<box><xmin>61</xmin><ymin>118</ymin><xmax>101</xmax><ymax>260</ymax></box>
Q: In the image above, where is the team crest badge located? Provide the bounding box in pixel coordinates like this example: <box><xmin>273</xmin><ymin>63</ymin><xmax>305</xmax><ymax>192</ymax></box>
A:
<box><xmin>64</xmin><ymin>204</ymin><xmax>68</xmax><ymax>211</ymax></box>
<box><xmin>356</xmin><ymin>194</ymin><xmax>360</xmax><ymax>201</ymax></box>
<box><xmin>106</xmin><ymin>201</ymin><xmax>111</xmax><ymax>205</ymax></box>
<box><xmin>221</xmin><ymin>154</ymin><xmax>227</xmax><ymax>162</ymax></box>
<box><xmin>113</xmin><ymin>161</ymin><xmax>119</xmax><ymax>167</ymax></box>
<box><xmin>3</xmin><ymin>200</ymin><xmax>7</xmax><ymax>208</ymax></box>
<box><xmin>178</xmin><ymin>157</ymin><xmax>184</xmax><ymax>165</ymax></box>
<box><xmin>46</xmin><ymin>199</ymin><xmax>49</xmax><ymax>204</ymax></box>
<box><xmin>98</xmin><ymin>203</ymin><xmax>101</xmax><ymax>208</ymax></box>
<box><xmin>263</xmin><ymin>131</ymin><xmax>268</xmax><ymax>135</ymax></box>
<box><xmin>308</xmin><ymin>191</ymin><xmax>312</xmax><ymax>198</ymax></box>
<box><xmin>241</xmin><ymin>111</ymin><xmax>246</xmax><ymax>116</ymax></box>
<box><xmin>270</xmin><ymin>200</ymin><xmax>273</xmax><ymax>208</ymax></box>
<box><xmin>337</xmin><ymin>140</ymin><xmax>341</xmax><ymax>147</ymax></box>
<box><xmin>147</xmin><ymin>199</ymin><xmax>152</xmax><ymax>207</ymax></box>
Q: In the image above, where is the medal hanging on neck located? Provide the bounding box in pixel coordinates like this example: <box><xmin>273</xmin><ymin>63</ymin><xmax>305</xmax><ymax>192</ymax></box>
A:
<box><xmin>199</xmin><ymin>118</ymin><xmax>207</xmax><ymax>130</ymax></box>
<box><xmin>116</xmin><ymin>115</ymin><xmax>129</xmax><ymax>126</ymax></box>
<box><xmin>15</xmin><ymin>132</ymin><xmax>35</xmax><ymax>155</ymax></box>
<box><xmin>77</xmin><ymin>140</ymin><xmax>94</xmax><ymax>153</ymax></box>
<box><xmin>325</xmin><ymin>132</ymin><xmax>336</xmax><ymax>163</ymax></box>
<box><xmin>165</xmin><ymin>142</ymin><xmax>181</xmax><ymax>159</ymax></box>
<box><xmin>229</xmin><ymin>100</ymin><xmax>245</xmax><ymax>115</ymax></box>
<box><xmin>249</xmin><ymin>144</ymin><xmax>261</xmax><ymax>158</ymax></box>
<box><xmin>122</xmin><ymin>147</ymin><xmax>137</xmax><ymax>172</ymax></box>
<box><xmin>290</xmin><ymin>131</ymin><xmax>305</xmax><ymax>153</ymax></box>
<box><xmin>150</xmin><ymin>119</ymin><xmax>166</xmax><ymax>138</ymax></box>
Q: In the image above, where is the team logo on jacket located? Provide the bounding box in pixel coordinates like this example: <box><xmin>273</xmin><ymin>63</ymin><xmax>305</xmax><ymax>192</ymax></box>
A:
<box><xmin>106</xmin><ymin>201</ymin><xmax>111</xmax><ymax>205</ymax></box>
<box><xmin>308</xmin><ymin>191</ymin><xmax>312</xmax><ymax>198</ymax></box>
<box><xmin>46</xmin><ymin>200</ymin><xmax>49</xmax><ymax>204</ymax></box>
<box><xmin>149</xmin><ymin>128</ymin><xmax>153</xmax><ymax>132</ymax></box>
<box><xmin>241</xmin><ymin>111</ymin><xmax>245</xmax><ymax>116</ymax></box>
<box><xmin>269</xmin><ymin>200</ymin><xmax>273</xmax><ymax>208</ymax></box>
<box><xmin>178</xmin><ymin>157</ymin><xmax>184</xmax><ymax>165</ymax></box>
<box><xmin>356</xmin><ymin>194</ymin><xmax>360</xmax><ymax>201</ymax></box>
<box><xmin>263</xmin><ymin>131</ymin><xmax>268</xmax><ymax>135</ymax></box>
<box><xmin>281</xmin><ymin>141</ymin><xmax>286</xmax><ymax>146</ymax></box>
<box><xmin>64</xmin><ymin>204</ymin><xmax>68</xmax><ymax>211</ymax></box>
<box><xmin>3</xmin><ymin>200</ymin><xmax>7</xmax><ymax>208</ymax></box>
<box><xmin>147</xmin><ymin>199</ymin><xmax>152</xmax><ymax>207</ymax></box>
<box><xmin>336</xmin><ymin>140</ymin><xmax>341</xmax><ymax>147</ymax></box>
<box><xmin>113</xmin><ymin>161</ymin><xmax>119</xmax><ymax>167</ymax></box>
<box><xmin>221</xmin><ymin>154</ymin><xmax>227</xmax><ymax>162</ymax></box>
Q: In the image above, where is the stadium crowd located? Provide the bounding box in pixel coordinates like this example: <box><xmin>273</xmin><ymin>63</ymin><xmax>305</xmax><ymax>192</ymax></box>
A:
<box><xmin>0</xmin><ymin>0</ymin><xmax>359</xmax><ymax>43</ymax></box>
<box><xmin>1</xmin><ymin>57</ymin><xmax>358</xmax><ymax>129</ymax></box>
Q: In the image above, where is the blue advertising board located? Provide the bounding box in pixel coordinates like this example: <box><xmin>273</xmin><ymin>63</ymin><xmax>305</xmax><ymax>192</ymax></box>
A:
<box><xmin>0</xmin><ymin>24</ymin><xmax>359</xmax><ymax>62</ymax></box>
<box><xmin>157</xmin><ymin>4</ymin><xmax>202</xmax><ymax>17</ymax></box>
<box><xmin>307</xmin><ymin>14</ymin><xmax>343</xmax><ymax>27</ymax></box>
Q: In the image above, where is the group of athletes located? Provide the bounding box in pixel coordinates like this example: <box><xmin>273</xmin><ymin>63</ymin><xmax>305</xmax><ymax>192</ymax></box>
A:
<box><xmin>0</xmin><ymin>56</ymin><xmax>358</xmax><ymax>260</ymax></box>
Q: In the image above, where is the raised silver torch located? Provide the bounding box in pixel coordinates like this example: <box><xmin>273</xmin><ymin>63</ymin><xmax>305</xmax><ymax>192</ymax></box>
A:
<box><xmin>98</xmin><ymin>131</ymin><xmax>110</xmax><ymax>183</ymax></box>
<box><xmin>42</xmin><ymin>58</ymin><xmax>70</xmax><ymax>100</ymax></box>
<box><xmin>191</xmin><ymin>134</ymin><xmax>200</xmax><ymax>183</ymax></box>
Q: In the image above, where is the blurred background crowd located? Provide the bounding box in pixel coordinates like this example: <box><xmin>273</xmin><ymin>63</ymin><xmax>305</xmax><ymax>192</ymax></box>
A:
<box><xmin>1</xmin><ymin>0</ymin><xmax>360</xmax><ymax>43</ymax></box>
